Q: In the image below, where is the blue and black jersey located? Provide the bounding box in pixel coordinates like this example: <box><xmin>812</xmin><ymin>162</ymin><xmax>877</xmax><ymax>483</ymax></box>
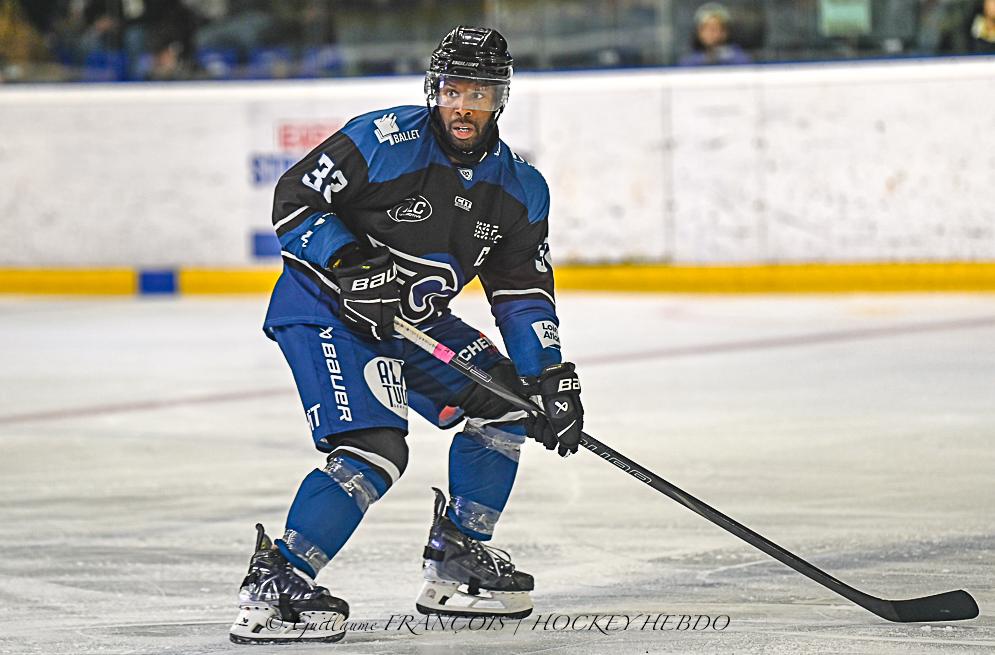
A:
<box><xmin>263</xmin><ymin>105</ymin><xmax>561</xmax><ymax>377</ymax></box>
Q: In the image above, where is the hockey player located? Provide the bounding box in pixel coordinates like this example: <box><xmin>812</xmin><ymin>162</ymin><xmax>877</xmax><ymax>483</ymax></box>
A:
<box><xmin>230</xmin><ymin>26</ymin><xmax>585</xmax><ymax>644</ymax></box>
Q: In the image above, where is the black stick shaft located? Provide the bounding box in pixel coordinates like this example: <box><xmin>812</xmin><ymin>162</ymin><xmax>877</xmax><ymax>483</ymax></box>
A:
<box><xmin>393</xmin><ymin>317</ymin><xmax>978</xmax><ymax>622</ymax></box>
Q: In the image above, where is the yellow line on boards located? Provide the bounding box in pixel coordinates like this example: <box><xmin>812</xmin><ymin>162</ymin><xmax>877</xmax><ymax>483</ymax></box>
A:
<box><xmin>2</xmin><ymin>263</ymin><xmax>995</xmax><ymax>295</ymax></box>
<box><xmin>177</xmin><ymin>269</ymin><xmax>280</xmax><ymax>294</ymax></box>
<box><xmin>551</xmin><ymin>263</ymin><xmax>995</xmax><ymax>293</ymax></box>
<box><xmin>0</xmin><ymin>269</ymin><xmax>136</xmax><ymax>295</ymax></box>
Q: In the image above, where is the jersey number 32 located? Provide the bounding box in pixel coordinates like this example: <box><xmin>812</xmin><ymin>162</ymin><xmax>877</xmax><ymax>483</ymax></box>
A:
<box><xmin>302</xmin><ymin>153</ymin><xmax>348</xmax><ymax>202</ymax></box>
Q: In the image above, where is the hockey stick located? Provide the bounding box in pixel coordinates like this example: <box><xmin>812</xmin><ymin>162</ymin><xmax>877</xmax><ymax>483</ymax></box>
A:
<box><xmin>394</xmin><ymin>316</ymin><xmax>979</xmax><ymax>623</ymax></box>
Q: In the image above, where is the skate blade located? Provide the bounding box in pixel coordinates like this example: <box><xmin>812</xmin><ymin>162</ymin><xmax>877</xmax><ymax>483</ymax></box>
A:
<box><xmin>415</xmin><ymin>579</ymin><xmax>533</xmax><ymax>619</ymax></box>
<box><xmin>229</xmin><ymin>604</ymin><xmax>346</xmax><ymax>644</ymax></box>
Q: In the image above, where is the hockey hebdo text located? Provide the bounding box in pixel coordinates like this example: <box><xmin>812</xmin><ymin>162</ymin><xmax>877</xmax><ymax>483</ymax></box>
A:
<box><xmin>269</xmin><ymin>613</ymin><xmax>731</xmax><ymax>638</ymax></box>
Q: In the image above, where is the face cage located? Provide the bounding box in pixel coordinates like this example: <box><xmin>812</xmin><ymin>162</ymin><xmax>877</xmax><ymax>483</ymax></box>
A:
<box><xmin>424</xmin><ymin>72</ymin><xmax>510</xmax><ymax>113</ymax></box>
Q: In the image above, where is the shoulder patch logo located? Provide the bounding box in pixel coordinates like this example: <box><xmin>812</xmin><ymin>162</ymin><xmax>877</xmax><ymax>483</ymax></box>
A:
<box><xmin>374</xmin><ymin>113</ymin><xmax>398</xmax><ymax>143</ymax></box>
<box><xmin>387</xmin><ymin>196</ymin><xmax>433</xmax><ymax>222</ymax></box>
<box><xmin>374</xmin><ymin>113</ymin><xmax>420</xmax><ymax>146</ymax></box>
<box><xmin>458</xmin><ymin>168</ymin><xmax>473</xmax><ymax>181</ymax></box>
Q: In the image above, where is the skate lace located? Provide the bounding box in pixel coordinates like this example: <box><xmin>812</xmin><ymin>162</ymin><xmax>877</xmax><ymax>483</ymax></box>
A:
<box><xmin>250</xmin><ymin>552</ymin><xmax>321</xmax><ymax>601</ymax></box>
<box><xmin>470</xmin><ymin>541</ymin><xmax>515</xmax><ymax>577</ymax></box>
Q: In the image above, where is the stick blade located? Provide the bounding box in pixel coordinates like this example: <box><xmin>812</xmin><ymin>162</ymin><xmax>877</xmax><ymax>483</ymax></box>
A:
<box><xmin>877</xmin><ymin>590</ymin><xmax>979</xmax><ymax>623</ymax></box>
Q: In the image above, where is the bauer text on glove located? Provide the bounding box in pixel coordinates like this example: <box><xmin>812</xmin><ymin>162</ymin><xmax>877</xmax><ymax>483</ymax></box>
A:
<box><xmin>522</xmin><ymin>362</ymin><xmax>584</xmax><ymax>457</ymax></box>
<box><xmin>329</xmin><ymin>244</ymin><xmax>401</xmax><ymax>341</ymax></box>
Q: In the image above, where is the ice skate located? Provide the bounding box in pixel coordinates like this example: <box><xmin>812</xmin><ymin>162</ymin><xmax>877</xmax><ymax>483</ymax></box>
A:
<box><xmin>229</xmin><ymin>524</ymin><xmax>349</xmax><ymax>644</ymax></box>
<box><xmin>416</xmin><ymin>488</ymin><xmax>534</xmax><ymax>619</ymax></box>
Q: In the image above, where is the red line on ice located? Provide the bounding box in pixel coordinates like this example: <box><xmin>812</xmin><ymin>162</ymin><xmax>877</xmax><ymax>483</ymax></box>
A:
<box><xmin>1</xmin><ymin>316</ymin><xmax>992</xmax><ymax>426</ymax></box>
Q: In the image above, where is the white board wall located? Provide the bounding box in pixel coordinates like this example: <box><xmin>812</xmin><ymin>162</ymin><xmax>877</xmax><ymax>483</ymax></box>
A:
<box><xmin>1</xmin><ymin>58</ymin><xmax>992</xmax><ymax>267</ymax></box>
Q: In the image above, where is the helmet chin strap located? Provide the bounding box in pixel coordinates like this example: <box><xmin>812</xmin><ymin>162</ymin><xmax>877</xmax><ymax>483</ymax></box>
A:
<box><xmin>428</xmin><ymin>105</ymin><xmax>501</xmax><ymax>166</ymax></box>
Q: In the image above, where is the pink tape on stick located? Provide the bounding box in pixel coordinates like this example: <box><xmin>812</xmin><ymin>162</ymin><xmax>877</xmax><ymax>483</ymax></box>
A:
<box><xmin>433</xmin><ymin>343</ymin><xmax>455</xmax><ymax>363</ymax></box>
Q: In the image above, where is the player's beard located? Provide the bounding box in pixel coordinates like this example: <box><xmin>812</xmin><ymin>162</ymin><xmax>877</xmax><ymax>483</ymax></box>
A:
<box><xmin>444</xmin><ymin>114</ymin><xmax>491</xmax><ymax>152</ymax></box>
<box><xmin>430</xmin><ymin>107</ymin><xmax>500</xmax><ymax>165</ymax></box>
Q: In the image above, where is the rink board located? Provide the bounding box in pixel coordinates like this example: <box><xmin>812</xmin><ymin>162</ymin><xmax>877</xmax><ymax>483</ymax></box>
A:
<box><xmin>3</xmin><ymin>262</ymin><xmax>995</xmax><ymax>295</ymax></box>
<box><xmin>2</xmin><ymin>58</ymin><xmax>995</xmax><ymax>275</ymax></box>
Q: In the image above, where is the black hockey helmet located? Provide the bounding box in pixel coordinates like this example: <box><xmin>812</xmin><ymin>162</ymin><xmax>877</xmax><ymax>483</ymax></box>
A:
<box><xmin>424</xmin><ymin>26</ymin><xmax>513</xmax><ymax>113</ymax></box>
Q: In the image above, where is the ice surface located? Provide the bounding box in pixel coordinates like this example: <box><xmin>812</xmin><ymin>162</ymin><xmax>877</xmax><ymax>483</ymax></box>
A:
<box><xmin>0</xmin><ymin>292</ymin><xmax>993</xmax><ymax>654</ymax></box>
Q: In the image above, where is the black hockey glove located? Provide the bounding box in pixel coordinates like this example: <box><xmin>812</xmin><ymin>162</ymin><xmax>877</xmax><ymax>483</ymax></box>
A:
<box><xmin>522</xmin><ymin>362</ymin><xmax>584</xmax><ymax>457</ymax></box>
<box><xmin>329</xmin><ymin>244</ymin><xmax>401</xmax><ymax>341</ymax></box>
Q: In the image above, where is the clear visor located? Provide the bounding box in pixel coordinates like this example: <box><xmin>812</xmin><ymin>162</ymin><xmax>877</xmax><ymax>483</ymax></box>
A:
<box><xmin>429</xmin><ymin>73</ymin><xmax>508</xmax><ymax>112</ymax></box>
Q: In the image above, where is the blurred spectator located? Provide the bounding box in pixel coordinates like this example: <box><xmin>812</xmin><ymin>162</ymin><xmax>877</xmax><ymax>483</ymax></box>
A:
<box><xmin>0</xmin><ymin>0</ymin><xmax>53</xmax><ymax>75</ymax></box>
<box><xmin>129</xmin><ymin>0</ymin><xmax>202</xmax><ymax>80</ymax></box>
<box><xmin>266</xmin><ymin>0</ymin><xmax>340</xmax><ymax>77</ymax></box>
<box><xmin>913</xmin><ymin>0</ymin><xmax>976</xmax><ymax>54</ymax></box>
<box><xmin>194</xmin><ymin>0</ymin><xmax>276</xmax><ymax>61</ymax></box>
<box><xmin>679</xmin><ymin>2</ymin><xmax>752</xmax><ymax>66</ymax></box>
<box><xmin>760</xmin><ymin>0</ymin><xmax>829</xmax><ymax>61</ymax></box>
<box><xmin>45</xmin><ymin>0</ymin><xmax>199</xmax><ymax>79</ymax></box>
<box><xmin>18</xmin><ymin>0</ymin><xmax>61</xmax><ymax>35</ymax></box>
<box><xmin>916</xmin><ymin>0</ymin><xmax>953</xmax><ymax>53</ymax></box>
<box><xmin>7</xmin><ymin>0</ymin><xmax>995</xmax><ymax>84</ymax></box>
<box><xmin>51</xmin><ymin>1</ymin><xmax>133</xmax><ymax>64</ymax></box>
<box><xmin>968</xmin><ymin>0</ymin><xmax>995</xmax><ymax>52</ymax></box>
<box><xmin>272</xmin><ymin>0</ymin><xmax>338</xmax><ymax>50</ymax></box>
<box><xmin>80</xmin><ymin>1</ymin><xmax>124</xmax><ymax>56</ymax></box>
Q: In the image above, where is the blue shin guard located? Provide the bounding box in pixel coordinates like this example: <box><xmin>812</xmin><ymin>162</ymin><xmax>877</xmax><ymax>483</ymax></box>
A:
<box><xmin>277</xmin><ymin>454</ymin><xmax>390</xmax><ymax>576</ymax></box>
<box><xmin>446</xmin><ymin>419</ymin><xmax>526</xmax><ymax>541</ymax></box>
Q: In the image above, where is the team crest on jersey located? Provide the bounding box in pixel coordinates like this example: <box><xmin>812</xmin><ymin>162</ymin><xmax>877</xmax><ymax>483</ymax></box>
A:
<box><xmin>458</xmin><ymin>168</ymin><xmax>473</xmax><ymax>181</ymax></box>
<box><xmin>387</xmin><ymin>196</ymin><xmax>433</xmax><ymax>223</ymax></box>
<box><xmin>373</xmin><ymin>113</ymin><xmax>420</xmax><ymax>146</ymax></box>
<box><xmin>368</xmin><ymin>236</ymin><xmax>460</xmax><ymax>323</ymax></box>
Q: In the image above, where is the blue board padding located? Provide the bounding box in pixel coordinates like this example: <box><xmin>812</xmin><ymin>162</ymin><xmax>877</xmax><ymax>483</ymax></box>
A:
<box><xmin>139</xmin><ymin>270</ymin><xmax>177</xmax><ymax>295</ymax></box>
<box><xmin>252</xmin><ymin>231</ymin><xmax>282</xmax><ymax>258</ymax></box>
